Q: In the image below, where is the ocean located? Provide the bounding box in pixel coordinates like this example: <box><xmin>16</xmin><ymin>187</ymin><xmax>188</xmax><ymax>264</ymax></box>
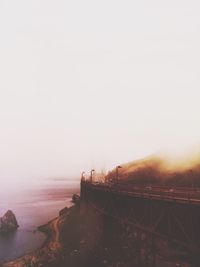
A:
<box><xmin>0</xmin><ymin>178</ymin><xmax>80</xmax><ymax>263</ymax></box>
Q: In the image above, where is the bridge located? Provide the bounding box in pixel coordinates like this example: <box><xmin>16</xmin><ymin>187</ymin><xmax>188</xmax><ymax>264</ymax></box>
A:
<box><xmin>80</xmin><ymin>179</ymin><xmax>200</xmax><ymax>266</ymax></box>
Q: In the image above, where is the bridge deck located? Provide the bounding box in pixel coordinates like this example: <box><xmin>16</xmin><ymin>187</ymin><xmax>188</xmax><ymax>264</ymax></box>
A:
<box><xmin>85</xmin><ymin>181</ymin><xmax>200</xmax><ymax>206</ymax></box>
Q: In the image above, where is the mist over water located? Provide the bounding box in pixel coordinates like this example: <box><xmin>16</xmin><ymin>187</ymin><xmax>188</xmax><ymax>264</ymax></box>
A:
<box><xmin>0</xmin><ymin>178</ymin><xmax>79</xmax><ymax>263</ymax></box>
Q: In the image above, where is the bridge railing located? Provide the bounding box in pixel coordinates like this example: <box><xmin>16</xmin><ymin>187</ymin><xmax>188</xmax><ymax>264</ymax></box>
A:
<box><xmin>81</xmin><ymin>180</ymin><xmax>200</xmax><ymax>205</ymax></box>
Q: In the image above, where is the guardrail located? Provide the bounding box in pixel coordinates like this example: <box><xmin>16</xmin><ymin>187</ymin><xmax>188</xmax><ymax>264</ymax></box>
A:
<box><xmin>82</xmin><ymin>180</ymin><xmax>200</xmax><ymax>206</ymax></box>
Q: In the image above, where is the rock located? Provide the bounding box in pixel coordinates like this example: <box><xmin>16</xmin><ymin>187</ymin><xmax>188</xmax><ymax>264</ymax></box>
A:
<box><xmin>59</xmin><ymin>207</ymin><xmax>68</xmax><ymax>216</ymax></box>
<box><xmin>72</xmin><ymin>194</ymin><xmax>80</xmax><ymax>204</ymax></box>
<box><xmin>0</xmin><ymin>210</ymin><xmax>19</xmax><ymax>233</ymax></box>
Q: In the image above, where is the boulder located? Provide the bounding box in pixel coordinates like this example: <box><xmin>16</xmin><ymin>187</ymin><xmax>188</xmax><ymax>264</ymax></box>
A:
<box><xmin>0</xmin><ymin>210</ymin><xmax>19</xmax><ymax>233</ymax></box>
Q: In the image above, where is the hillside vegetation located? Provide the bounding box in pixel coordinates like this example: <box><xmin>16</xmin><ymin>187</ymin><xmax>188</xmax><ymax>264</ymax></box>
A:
<box><xmin>106</xmin><ymin>152</ymin><xmax>200</xmax><ymax>187</ymax></box>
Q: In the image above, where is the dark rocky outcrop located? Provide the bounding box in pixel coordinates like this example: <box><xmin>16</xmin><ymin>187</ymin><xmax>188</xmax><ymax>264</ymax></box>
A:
<box><xmin>0</xmin><ymin>210</ymin><xmax>19</xmax><ymax>233</ymax></box>
<box><xmin>59</xmin><ymin>207</ymin><xmax>68</xmax><ymax>216</ymax></box>
<box><xmin>72</xmin><ymin>194</ymin><xmax>80</xmax><ymax>204</ymax></box>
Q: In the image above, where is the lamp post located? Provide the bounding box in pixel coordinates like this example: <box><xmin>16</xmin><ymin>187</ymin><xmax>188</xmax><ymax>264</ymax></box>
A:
<box><xmin>116</xmin><ymin>165</ymin><xmax>122</xmax><ymax>181</ymax></box>
<box><xmin>81</xmin><ymin>171</ymin><xmax>85</xmax><ymax>181</ymax></box>
<box><xmin>189</xmin><ymin>169</ymin><xmax>195</xmax><ymax>190</ymax></box>
<box><xmin>90</xmin><ymin>169</ymin><xmax>95</xmax><ymax>183</ymax></box>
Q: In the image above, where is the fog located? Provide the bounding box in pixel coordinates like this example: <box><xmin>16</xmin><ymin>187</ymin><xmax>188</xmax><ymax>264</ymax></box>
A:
<box><xmin>0</xmin><ymin>0</ymin><xmax>200</xmax><ymax>185</ymax></box>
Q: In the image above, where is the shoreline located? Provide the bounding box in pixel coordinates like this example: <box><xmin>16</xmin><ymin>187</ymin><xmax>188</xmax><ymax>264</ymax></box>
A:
<box><xmin>1</xmin><ymin>199</ymin><xmax>190</xmax><ymax>267</ymax></box>
<box><xmin>2</xmin><ymin>206</ymin><xmax>68</xmax><ymax>267</ymax></box>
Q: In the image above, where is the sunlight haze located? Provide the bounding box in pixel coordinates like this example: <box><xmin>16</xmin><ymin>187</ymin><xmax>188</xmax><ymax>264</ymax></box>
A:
<box><xmin>0</xmin><ymin>0</ymin><xmax>200</xmax><ymax>184</ymax></box>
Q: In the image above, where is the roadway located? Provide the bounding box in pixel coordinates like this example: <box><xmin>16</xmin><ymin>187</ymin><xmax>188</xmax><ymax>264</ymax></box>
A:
<box><xmin>84</xmin><ymin>181</ymin><xmax>200</xmax><ymax>206</ymax></box>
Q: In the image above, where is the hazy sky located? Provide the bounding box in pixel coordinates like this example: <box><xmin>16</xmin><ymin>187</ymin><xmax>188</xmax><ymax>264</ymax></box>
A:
<box><xmin>0</xmin><ymin>0</ymin><xmax>200</xmax><ymax>183</ymax></box>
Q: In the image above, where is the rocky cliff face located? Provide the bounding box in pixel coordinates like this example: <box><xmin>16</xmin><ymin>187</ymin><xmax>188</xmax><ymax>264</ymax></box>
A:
<box><xmin>0</xmin><ymin>210</ymin><xmax>19</xmax><ymax>233</ymax></box>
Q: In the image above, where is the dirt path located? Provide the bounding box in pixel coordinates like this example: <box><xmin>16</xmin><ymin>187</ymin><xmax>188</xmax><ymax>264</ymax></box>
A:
<box><xmin>48</xmin><ymin>217</ymin><xmax>62</xmax><ymax>250</ymax></box>
<box><xmin>2</xmin><ymin>216</ymin><xmax>63</xmax><ymax>267</ymax></box>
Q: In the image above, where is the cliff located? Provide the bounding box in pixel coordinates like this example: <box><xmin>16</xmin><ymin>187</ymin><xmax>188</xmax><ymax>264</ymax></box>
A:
<box><xmin>2</xmin><ymin>199</ymin><xmax>191</xmax><ymax>267</ymax></box>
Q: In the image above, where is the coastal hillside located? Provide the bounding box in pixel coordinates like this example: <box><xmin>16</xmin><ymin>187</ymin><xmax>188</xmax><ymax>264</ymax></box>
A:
<box><xmin>106</xmin><ymin>152</ymin><xmax>200</xmax><ymax>187</ymax></box>
<box><xmin>3</xmin><ymin>200</ymin><xmax>190</xmax><ymax>267</ymax></box>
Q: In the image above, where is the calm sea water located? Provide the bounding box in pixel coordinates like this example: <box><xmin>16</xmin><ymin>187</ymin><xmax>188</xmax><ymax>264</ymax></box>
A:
<box><xmin>0</xmin><ymin>179</ymin><xmax>79</xmax><ymax>263</ymax></box>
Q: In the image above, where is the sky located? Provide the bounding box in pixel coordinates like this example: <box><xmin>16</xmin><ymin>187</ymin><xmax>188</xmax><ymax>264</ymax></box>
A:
<box><xmin>0</xmin><ymin>0</ymin><xmax>200</xmax><ymax>184</ymax></box>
